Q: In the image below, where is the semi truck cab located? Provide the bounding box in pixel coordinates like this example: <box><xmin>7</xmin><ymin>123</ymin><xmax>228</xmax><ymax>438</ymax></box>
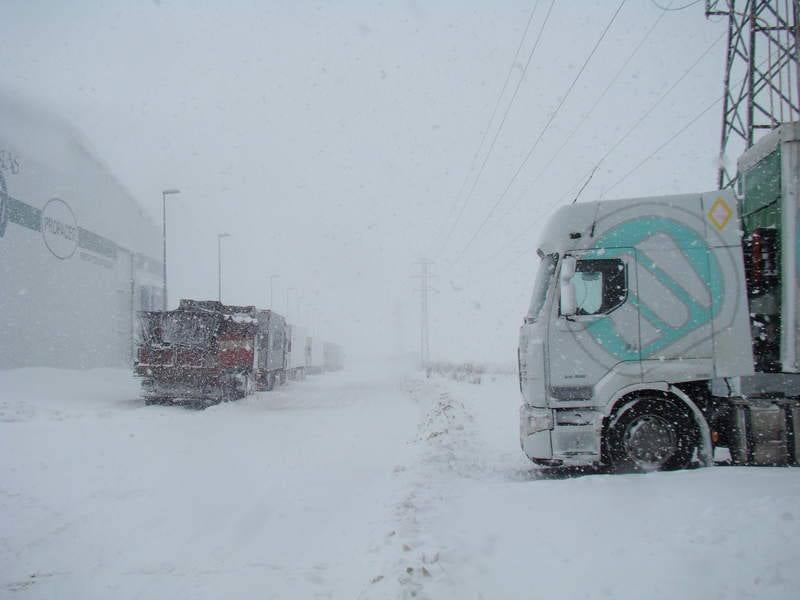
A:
<box><xmin>519</xmin><ymin>122</ymin><xmax>800</xmax><ymax>470</ymax></box>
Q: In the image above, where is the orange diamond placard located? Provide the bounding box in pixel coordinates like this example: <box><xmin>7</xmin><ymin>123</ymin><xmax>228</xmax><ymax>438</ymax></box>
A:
<box><xmin>708</xmin><ymin>196</ymin><xmax>733</xmax><ymax>230</ymax></box>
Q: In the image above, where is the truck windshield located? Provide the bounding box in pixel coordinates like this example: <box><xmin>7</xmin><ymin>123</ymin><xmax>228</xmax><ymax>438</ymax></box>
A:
<box><xmin>526</xmin><ymin>253</ymin><xmax>557</xmax><ymax>323</ymax></box>
<box><xmin>162</xmin><ymin>313</ymin><xmax>215</xmax><ymax>346</ymax></box>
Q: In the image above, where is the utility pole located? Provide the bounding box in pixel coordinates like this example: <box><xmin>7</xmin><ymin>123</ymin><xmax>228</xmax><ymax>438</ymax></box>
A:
<box><xmin>217</xmin><ymin>233</ymin><xmax>231</xmax><ymax>303</ymax></box>
<box><xmin>705</xmin><ymin>0</ymin><xmax>799</xmax><ymax>188</ymax></box>
<box><xmin>413</xmin><ymin>259</ymin><xmax>436</xmax><ymax>368</ymax></box>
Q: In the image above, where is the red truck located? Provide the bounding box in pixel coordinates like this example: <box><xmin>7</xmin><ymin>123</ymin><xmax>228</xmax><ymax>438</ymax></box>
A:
<box><xmin>135</xmin><ymin>299</ymin><xmax>264</xmax><ymax>407</ymax></box>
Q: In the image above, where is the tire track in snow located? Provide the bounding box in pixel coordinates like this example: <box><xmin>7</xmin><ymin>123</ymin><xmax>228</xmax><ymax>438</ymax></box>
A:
<box><xmin>361</xmin><ymin>376</ymin><xmax>487</xmax><ymax>599</ymax></box>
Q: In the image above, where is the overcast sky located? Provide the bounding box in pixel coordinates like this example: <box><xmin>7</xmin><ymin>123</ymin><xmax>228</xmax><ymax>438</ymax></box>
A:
<box><xmin>1</xmin><ymin>0</ymin><xmax>732</xmax><ymax>363</ymax></box>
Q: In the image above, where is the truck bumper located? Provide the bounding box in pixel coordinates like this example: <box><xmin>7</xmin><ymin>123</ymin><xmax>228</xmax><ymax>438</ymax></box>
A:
<box><xmin>520</xmin><ymin>405</ymin><xmax>603</xmax><ymax>467</ymax></box>
<box><xmin>140</xmin><ymin>377</ymin><xmax>222</xmax><ymax>402</ymax></box>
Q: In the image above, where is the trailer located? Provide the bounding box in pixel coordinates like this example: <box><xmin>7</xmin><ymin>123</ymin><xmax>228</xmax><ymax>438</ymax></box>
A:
<box><xmin>286</xmin><ymin>324</ymin><xmax>308</xmax><ymax>379</ymax></box>
<box><xmin>254</xmin><ymin>309</ymin><xmax>288</xmax><ymax>390</ymax></box>
<box><xmin>518</xmin><ymin>122</ymin><xmax>800</xmax><ymax>471</ymax></box>
<box><xmin>307</xmin><ymin>336</ymin><xmax>325</xmax><ymax>375</ymax></box>
<box><xmin>135</xmin><ymin>299</ymin><xmax>258</xmax><ymax>407</ymax></box>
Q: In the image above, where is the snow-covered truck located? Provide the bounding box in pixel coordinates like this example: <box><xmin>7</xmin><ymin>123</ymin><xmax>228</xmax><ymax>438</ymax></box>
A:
<box><xmin>254</xmin><ymin>309</ymin><xmax>288</xmax><ymax>390</ymax></box>
<box><xmin>286</xmin><ymin>324</ymin><xmax>308</xmax><ymax>380</ymax></box>
<box><xmin>519</xmin><ymin>121</ymin><xmax>800</xmax><ymax>470</ymax></box>
<box><xmin>307</xmin><ymin>336</ymin><xmax>325</xmax><ymax>375</ymax></box>
<box><xmin>135</xmin><ymin>299</ymin><xmax>259</xmax><ymax>406</ymax></box>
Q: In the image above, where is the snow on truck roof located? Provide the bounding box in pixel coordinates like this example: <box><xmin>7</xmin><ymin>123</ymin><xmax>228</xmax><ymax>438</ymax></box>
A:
<box><xmin>737</xmin><ymin>121</ymin><xmax>799</xmax><ymax>173</ymax></box>
<box><xmin>535</xmin><ymin>191</ymin><xmax>738</xmax><ymax>255</ymax></box>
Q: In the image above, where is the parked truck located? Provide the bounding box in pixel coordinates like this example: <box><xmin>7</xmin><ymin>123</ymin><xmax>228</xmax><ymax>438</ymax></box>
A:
<box><xmin>135</xmin><ymin>299</ymin><xmax>290</xmax><ymax>405</ymax></box>
<box><xmin>254</xmin><ymin>309</ymin><xmax>288</xmax><ymax>391</ymax></box>
<box><xmin>519</xmin><ymin>121</ymin><xmax>800</xmax><ymax>471</ymax></box>
<box><xmin>286</xmin><ymin>324</ymin><xmax>308</xmax><ymax>380</ymax></box>
<box><xmin>307</xmin><ymin>335</ymin><xmax>325</xmax><ymax>375</ymax></box>
<box><xmin>135</xmin><ymin>299</ymin><xmax>260</xmax><ymax>407</ymax></box>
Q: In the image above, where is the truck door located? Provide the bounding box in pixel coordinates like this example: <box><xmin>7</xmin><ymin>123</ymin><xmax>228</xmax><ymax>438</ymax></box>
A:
<box><xmin>548</xmin><ymin>250</ymin><xmax>641</xmax><ymax>402</ymax></box>
<box><xmin>634</xmin><ymin>241</ymin><xmax>715</xmax><ymax>378</ymax></box>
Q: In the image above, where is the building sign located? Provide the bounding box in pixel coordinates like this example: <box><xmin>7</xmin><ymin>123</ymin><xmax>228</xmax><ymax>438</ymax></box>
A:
<box><xmin>41</xmin><ymin>198</ymin><xmax>78</xmax><ymax>259</ymax></box>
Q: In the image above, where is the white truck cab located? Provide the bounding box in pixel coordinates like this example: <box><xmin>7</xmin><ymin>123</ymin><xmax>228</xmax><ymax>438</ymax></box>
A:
<box><xmin>519</xmin><ymin>122</ymin><xmax>800</xmax><ymax>470</ymax></box>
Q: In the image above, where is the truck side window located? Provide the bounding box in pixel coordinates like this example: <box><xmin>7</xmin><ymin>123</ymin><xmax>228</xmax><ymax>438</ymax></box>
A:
<box><xmin>571</xmin><ymin>258</ymin><xmax>626</xmax><ymax>316</ymax></box>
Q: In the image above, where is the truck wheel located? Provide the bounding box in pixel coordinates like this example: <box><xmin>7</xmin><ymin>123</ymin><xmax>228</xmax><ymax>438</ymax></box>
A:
<box><xmin>607</xmin><ymin>398</ymin><xmax>695</xmax><ymax>472</ymax></box>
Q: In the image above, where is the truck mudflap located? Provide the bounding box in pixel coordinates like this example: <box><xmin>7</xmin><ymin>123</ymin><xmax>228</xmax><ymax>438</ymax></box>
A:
<box><xmin>729</xmin><ymin>399</ymin><xmax>800</xmax><ymax>465</ymax></box>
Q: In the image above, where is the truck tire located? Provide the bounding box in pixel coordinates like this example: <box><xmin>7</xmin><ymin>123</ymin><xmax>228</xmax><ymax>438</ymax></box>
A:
<box><xmin>607</xmin><ymin>398</ymin><xmax>695</xmax><ymax>472</ymax></box>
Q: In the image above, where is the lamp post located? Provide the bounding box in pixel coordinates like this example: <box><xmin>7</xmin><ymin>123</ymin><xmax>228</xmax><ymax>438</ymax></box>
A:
<box><xmin>217</xmin><ymin>233</ymin><xmax>231</xmax><ymax>302</ymax></box>
<box><xmin>269</xmin><ymin>274</ymin><xmax>280</xmax><ymax>310</ymax></box>
<box><xmin>161</xmin><ymin>188</ymin><xmax>181</xmax><ymax>310</ymax></box>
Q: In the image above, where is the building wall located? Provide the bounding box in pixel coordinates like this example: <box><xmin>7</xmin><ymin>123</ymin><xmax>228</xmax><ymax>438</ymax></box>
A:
<box><xmin>0</xmin><ymin>95</ymin><xmax>162</xmax><ymax>368</ymax></box>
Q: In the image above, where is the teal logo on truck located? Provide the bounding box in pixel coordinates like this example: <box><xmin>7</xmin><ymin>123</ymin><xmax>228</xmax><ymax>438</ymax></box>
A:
<box><xmin>584</xmin><ymin>217</ymin><xmax>723</xmax><ymax>361</ymax></box>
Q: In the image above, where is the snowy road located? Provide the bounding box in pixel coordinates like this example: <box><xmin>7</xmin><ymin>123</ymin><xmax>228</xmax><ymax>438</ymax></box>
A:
<box><xmin>2</xmin><ymin>364</ymin><xmax>799</xmax><ymax>599</ymax></box>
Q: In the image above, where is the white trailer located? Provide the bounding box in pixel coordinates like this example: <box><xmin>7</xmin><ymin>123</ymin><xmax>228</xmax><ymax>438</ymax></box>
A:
<box><xmin>307</xmin><ymin>335</ymin><xmax>325</xmax><ymax>375</ymax></box>
<box><xmin>287</xmin><ymin>324</ymin><xmax>308</xmax><ymax>379</ymax></box>
<box><xmin>519</xmin><ymin>122</ymin><xmax>800</xmax><ymax>471</ymax></box>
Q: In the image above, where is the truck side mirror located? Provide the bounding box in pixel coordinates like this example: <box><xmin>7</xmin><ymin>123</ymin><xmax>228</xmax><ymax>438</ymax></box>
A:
<box><xmin>560</xmin><ymin>256</ymin><xmax>577</xmax><ymax>316</ymax></box>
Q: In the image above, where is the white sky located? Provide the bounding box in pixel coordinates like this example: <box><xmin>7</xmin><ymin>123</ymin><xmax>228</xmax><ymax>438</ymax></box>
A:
<box><xmin>1</xmin><ymin>0</ymin><xmax>732</xmax><ymax>363</ymax></box>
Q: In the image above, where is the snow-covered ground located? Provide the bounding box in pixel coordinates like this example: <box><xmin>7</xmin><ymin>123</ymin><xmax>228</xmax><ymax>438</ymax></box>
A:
<box><xmin>1</xmin><ymin>363</ymin><xmax>799</xmax><ymax>599</ymax></box>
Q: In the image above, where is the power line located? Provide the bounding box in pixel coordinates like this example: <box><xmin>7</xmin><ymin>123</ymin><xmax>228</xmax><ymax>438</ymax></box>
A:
<box><xmin>603</xmin><ymin>53</ymin><xmax>778</xmax><ymax>194</ymax></box>
<box><xmin>464</xmin><ymin>26</ymin><xmax>725</xmax><ymax>272</ymax></box>
<box><xmin>457</xmin><ymin>91</ymin><xmax>721</xmax><ymax>289</ymax></box>
<box><xmin>491</xmin><ymin>2</ymin><xmax>669</xmax><ymax>225</ymax></box>
<box><xmin>603</xmin><ymin>96</ymin><xmax>722</xmax><ymax>194</ymax></box>
<box><xmin>448</xmin><ymin>0</ymin><xmax>628</xmax><ymax>267</ymax></box>
<box><xmin>443</xmin><ymin>2</ymin><xmax>672</xmax><ymax>279</ymax></box>
<box><xmin>428</xmin><ymin>1</ymin><xmax>541</xmax><ymax>257</ymax></box>
<box><xmin>434</xmin><ymin>0</ymin><xmax>557</xmax><ymax>260</ymax></box>
<box><xmin>450</xmin><ymin>36</ymin><xmax>740</xmax><ymax>287</ymax></box>
<box><xmin>650</xmin><ymin>0</ymin><xmax>704</xmax><ymax>10</ymax></box>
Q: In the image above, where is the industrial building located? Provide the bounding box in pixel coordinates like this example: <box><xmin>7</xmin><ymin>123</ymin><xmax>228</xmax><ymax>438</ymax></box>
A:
<box><xmin>0</xmin><ymin>94</ymin><xmax>163</xmax><ymax>368</ymax></box>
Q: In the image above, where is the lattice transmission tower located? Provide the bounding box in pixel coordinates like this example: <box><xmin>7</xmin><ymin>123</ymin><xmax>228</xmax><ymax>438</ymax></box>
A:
<box><xmin>705</xmin><ymin>0</ymin><xmax>799</xmax><ymax>188</ymax></box>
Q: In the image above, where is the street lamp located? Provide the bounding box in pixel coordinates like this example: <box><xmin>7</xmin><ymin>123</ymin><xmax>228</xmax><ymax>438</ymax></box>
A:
<box><xmin>161</xmin><ymin>188</ymin><xmax>181</xmax><ymax>310</ymax></box>
<box><xmin>218</xmin><ymin>233</ymin><xmax>232</xmax><ymax>302</ymax></box>
<box><xmin>269</xmin><ymin>274</ymin><xmax>280</xmax><ymax>310</ymax></box>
